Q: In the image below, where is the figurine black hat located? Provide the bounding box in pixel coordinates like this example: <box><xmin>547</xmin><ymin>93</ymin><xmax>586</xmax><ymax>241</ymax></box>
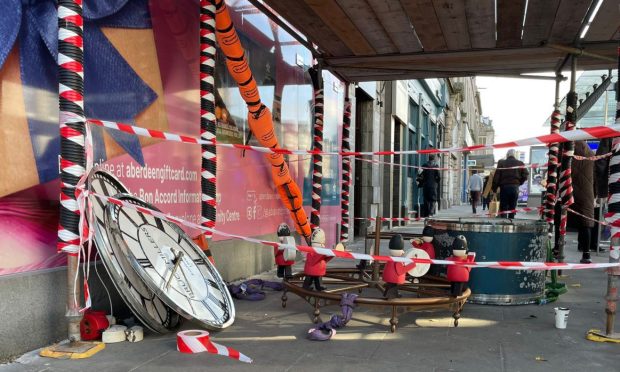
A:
<box><xmin>389</xmin><ymin>234</ymin><xmax>404</xmax><ymax>251</ymax></box>
<box><xmin>451</xmin><ymin>235</ymin><xmax>468</xmax><ymax>252</ymax></box>
<box><xmin>422</xmin><ymin>226</ymin><xmax>434</xmax><ymax>237</ymax></box>
<box><xmin>277</xmin><ymin>223</ymin><xmax>291</xmax><ymax>237</ymax></box>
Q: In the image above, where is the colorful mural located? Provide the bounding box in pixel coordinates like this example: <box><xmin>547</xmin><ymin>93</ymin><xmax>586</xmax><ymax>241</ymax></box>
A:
<box><xmin>0</xmin><ymin>0</ymin><xmax>343</xmax><ymax>276</ymax></box>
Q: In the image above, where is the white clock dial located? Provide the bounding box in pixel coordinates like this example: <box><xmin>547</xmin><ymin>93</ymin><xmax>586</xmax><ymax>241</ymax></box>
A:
<box><xmin>88</xmin><ymin>169</ymin><xmax>180</xmax><ymax>333</ymax></box>
<box><xmin>405</xmin><ymin>248</ymin><xmax>431</xmax><ymax>277</ymax></box>
<box><xmin>106</xmin><ymin>194</ymin><xmax>235</xmax><ymax>329</ymax></box>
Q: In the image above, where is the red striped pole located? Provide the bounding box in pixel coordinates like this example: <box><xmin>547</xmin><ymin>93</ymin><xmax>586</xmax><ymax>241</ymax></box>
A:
<box><xmin>309</xmin><ymin>66</ymin><xmax>324</xmax><ymax>229</ymax></box>
<box><xmin>58</xmin><ymin>0</ymin><xmax>85</xmax><ymax>342</ymax></box>
<box><xmin>199</xmin><ymin>0</ymin><xmax>217</xmax><ymax>261</ymax></box>
<box><xmin>557</xmin><ymin>57</ymin><xmax>578</xmax><ymax>266</ymax></box>
<box><xmin>544</xmin><ymin>107</ymin><xmax>561</xmax><ymax>223</ymax></box>
<box><xmin>601</xmin><ymin>44</ymin><xmax>620</xmax><ymax>338</ymax></box>
<box><xmin>340</xmin><ymin>87</ymin><xmax>352</xmax><ymax>242</ymax></box>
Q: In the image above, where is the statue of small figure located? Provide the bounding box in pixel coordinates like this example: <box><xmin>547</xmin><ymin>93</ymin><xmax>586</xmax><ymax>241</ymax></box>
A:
<box><xmin>446</xmin><ymin>235</ymin><xmax>476</xmax><ymax>297</ymax></box>
<box><xmin>382</xmin><ymin>234</ymin><xmax>417</xmax><ymax>299</ymax></box>
<box><xmin>274</xmin><ymin>223</ymin><xmax>295</xmax><ymax>280</ymax></box>
<box><xmin>303</xmin><ymin>228</ymin><xmax>333</xmax><ymax>291</ymax></box>
<box><xmin>411</xmin><ymin>225</ymin><xmax>435</xmax><ymax>259</ymax></box>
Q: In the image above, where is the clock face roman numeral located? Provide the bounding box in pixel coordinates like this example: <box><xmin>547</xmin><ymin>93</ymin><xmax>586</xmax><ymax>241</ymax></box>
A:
<box><xmin>137</xmin><ymin>258</ymin><xmax>153</xmax><ymax>268</ymax></box>
<box><xmin>139</xmin><ymin>212</ymin><xmax>149</xmax><ymax>225</ymax></box>
<box><xmin>207</xmin><ymin>279</ymin><xmax>219</xmax><ymax>288</ymax></box>
<box><xmin>155</xmin><ymin>218</ymin><xmax>165</xmax><ymax>231</ymax></box>
<box><xmin>99</xmin><ymin>180</ymin><xmax>110</xmax><ymax>197</ymax></box>
<box><xmin>194</xmin><ymin>258</ymin><xmax>206</xmax><ymax>266</ymax></box>
<box><xmin>209</xmin><ymin>293</ymin><xmax>226</xmax><ymax>309</ymax></box>
<box><xmin>121</xmin><ymin>209</ymin><xmax>141</xmax><ymax>228</ymax></box>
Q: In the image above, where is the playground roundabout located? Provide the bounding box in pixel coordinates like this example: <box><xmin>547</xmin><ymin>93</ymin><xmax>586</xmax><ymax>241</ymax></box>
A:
<box><xmin>281</xmin><ymin>267</ymin><xmax>471</xmax><ymax>333</ymax></box>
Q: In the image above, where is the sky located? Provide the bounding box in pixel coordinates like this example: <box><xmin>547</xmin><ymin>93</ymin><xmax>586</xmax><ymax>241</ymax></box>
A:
<box><xmin>477</xmin><ymin>75</ymin><xmax>574</xmax><ymax>163</ymax></box>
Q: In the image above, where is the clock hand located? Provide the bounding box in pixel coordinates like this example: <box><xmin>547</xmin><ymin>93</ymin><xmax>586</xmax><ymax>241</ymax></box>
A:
<box><xmin>180</xmin><ymin>267</ymin><xmax>197</xmax><ymax>314</ymax></box>
<box><xmin>165</xmin><ymin>250</ymin><xmax>185</xmax><ymax>290</ymax></box>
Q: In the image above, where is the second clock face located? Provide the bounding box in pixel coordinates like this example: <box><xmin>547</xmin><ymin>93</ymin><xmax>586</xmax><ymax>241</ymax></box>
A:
<box><xmin>89</xmin><ymin>169</ymin><xmax>179</xmax><ymax>333</ymax></box>
<box><xmin>405</xmin><ymin>248</ymin><xmax>430</xmax><ymax>278</ymax></box>
<box><xmin>106</xmin><ymin>194</ymin><xmax>235</xmax><ymax>330</ymax></box>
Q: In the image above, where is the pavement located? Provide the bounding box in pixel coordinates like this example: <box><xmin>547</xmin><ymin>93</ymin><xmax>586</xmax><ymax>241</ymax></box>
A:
<box><xmin>2</xmin><ymin>205</ymin><xmax>618</xmax><ymax>372</ymax></box>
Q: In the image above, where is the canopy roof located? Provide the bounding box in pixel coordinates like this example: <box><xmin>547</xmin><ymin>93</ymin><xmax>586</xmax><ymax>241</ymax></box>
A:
<box><xmin>260</xmin><ymin>0</ymin><xmax>619</xmax><ymax>82</ymax></box>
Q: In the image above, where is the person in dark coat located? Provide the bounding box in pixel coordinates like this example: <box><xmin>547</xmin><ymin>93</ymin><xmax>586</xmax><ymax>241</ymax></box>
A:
<box><xmin>492</xmin><ymin>149</ymin><xmax>528</xmax><ymax>219</ymax></box>
<box><xmin>482</xmin><ymin>176</ymin><xmax>491</xmax><ymax>211</ymax></box>
<box><xmin>590</xmin><ymin>138</ymin><xmax>611</xmax><ymax>252</ymax></box>
<box><xmin>419</xmin><ymin>155</ymin><xmax>440</xmax><ymax>217</ymax></box>
<box><xmin>572</xmin><ymin>141</ymin><xmax>595</xmax><ymax>263</ymax></box>
<box><xmin>594</xmin><ymin>138</ymin><xmax>611</xmax><ymax>199</ymax></box>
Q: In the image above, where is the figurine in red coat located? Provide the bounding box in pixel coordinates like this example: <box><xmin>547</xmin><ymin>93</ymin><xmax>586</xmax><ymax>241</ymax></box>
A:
<box><xmin>411</xmin><ymin>226</ymin><xmax>436</xmax><ymax>259</ymax></box>
<box><xmin>382</xmin><ymin>234</ymin><xmax>417</xmax><ymax>299</ymax></box>
<box><xmin>303</xmin><ymin>228</ymin><xmax>333</xmax><ymax>291</ymax></box>
<box><xmin>446</xmin><ymin>235</ymin><xmax>476</xmax><ymax>297</ymax></box>
<box><xmin>274</xmin><ymin>223</ymin><xmax>295</xmax><ymax>279</ymax></box>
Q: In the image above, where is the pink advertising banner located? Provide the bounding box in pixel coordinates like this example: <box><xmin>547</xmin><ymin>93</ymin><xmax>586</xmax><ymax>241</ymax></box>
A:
<box><xmin>0</xmin><ymin>0</ymin><xmax>343</xmax><ymax>276</ymax></box>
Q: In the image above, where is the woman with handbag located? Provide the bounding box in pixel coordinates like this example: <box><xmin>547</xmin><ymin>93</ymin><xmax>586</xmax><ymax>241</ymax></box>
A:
<box><xmin>483</xmin><ymin>171</ymin><xmax>498</xmax><ymax>216</ymax></box>
<box><xmin>482</xmin><ymin>176</ymin><xmax>491</xmax><ymax>211</ymax></box>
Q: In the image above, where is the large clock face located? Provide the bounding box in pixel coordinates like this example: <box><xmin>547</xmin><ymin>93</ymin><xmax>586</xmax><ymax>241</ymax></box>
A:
<box><xmin>106</xmin><ymin>194</ymin><xmax>235</xmax><ymax>330</ymax></box>
<box><xmin>88</xmin><ymin>169</ymin><xmax>180</xmax><ymax>333</ymax></box>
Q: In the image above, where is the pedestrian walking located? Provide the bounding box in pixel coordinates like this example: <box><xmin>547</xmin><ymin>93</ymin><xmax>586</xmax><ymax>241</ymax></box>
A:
<box><xmin>468</xmin><ymin>170</ymin><xmax>483</xmax><ymax>214</ymax></box>
<box><xmin>492</xmin><ymin>149</ymin><xmax>528</xmax><ymax>219</ymax></box>
<box><xmin>418</xmin><ymin>155</ymin><xmax>441</xmax><ymax>217</ymax></box>
<box><xmin>571</xmin><ymin>141</ymin><xmax>595</xmax><ymax>263</ymax></box>
<box><xmin>591</xmin><ymin>138</ymin><xmax>611</xmax><ymax>253</ymax></box>
<box><xmin>482</xmin><ymin>175</ymin><xmax>491</xmax><ymax>211</ymax></box>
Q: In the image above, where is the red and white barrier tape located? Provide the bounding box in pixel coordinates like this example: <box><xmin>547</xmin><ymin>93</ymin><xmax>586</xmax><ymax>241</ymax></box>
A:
<box><xmin>177</xmin><ymin>330</ymin><xmax>252</xmax><ymax>363</ymax></box>
<box><xmin>353</xmin><ymin>207</ymin><xmax>541</xmax><ymax>222</ymax></box>
<box><xmin>87</xmin><ymin>191</ymin><xmax>619</xmax><ymax>271</ymax></box>
<box><xmin>357</xmin><ymin>157</ymin><xmax>545</xmax><ymax>171</ymax></box>
<box><xmin>353</xmin><ymin>207</ymin><xmax>609</xmax><ymax>229</ymax></box>
<box><xmin>357</xmin><ymin>154</ymin><xmax>610</xmax><ymax>172</ymax></box>
<box><xmin>574</xmin><ymin>152</ymin><xmax>612</xmax><ymax>161</ymax></box>
<box><xmin>354</xmin><ymin>217</ymin><xmax>423</xmax><ymax>222</ymax></box>
<box><xmin>493</xmin><ymin>206</ymin><xmax>542</xmax><ymax>216</ymax></box>
<box><xmin>568</xmin><ymin>208</ymin><xmax>609</xmax><ymax>226</ymax></box>
<box><xmin>88</xmin><ymin>119</ymin><xmax>620</xmax><ymax>157</ymax></box>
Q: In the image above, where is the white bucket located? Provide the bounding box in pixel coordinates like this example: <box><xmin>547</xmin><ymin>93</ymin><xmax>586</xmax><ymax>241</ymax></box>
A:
<box><xmin>554</xmin><ymin>307</ymin><xmax>570</xmax><ymax>329</ymax></box>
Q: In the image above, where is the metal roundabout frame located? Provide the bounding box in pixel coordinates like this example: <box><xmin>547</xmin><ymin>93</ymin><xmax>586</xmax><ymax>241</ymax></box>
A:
<box><xmin>282</xmin><ymin>266</ymin><xmax>471</xmax><ymax>333</ymax></box>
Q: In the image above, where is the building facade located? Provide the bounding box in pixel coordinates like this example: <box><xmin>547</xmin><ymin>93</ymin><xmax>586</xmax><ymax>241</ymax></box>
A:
<box><xmin>441</xmin><ymin>77</ymin><xmax>493</xmax><ymax>206</ymax></box>
<box><xmin>350</xmin><ymin>78</ymin><xmax>448</xmax><ymax>233</ymax></box>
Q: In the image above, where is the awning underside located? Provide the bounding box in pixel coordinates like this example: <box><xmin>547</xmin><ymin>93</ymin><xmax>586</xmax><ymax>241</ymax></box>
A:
<box><xmin>262</xmin><ymin>0</ymin><xmax>619</xmax><ymax>81</ymax></box>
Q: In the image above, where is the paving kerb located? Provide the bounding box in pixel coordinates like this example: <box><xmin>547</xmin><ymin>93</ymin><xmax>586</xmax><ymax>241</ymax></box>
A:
<box><xmin>2</xmin><ymin>205</ymin><xmax>617</xmax><ymax>371</ymax></box>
